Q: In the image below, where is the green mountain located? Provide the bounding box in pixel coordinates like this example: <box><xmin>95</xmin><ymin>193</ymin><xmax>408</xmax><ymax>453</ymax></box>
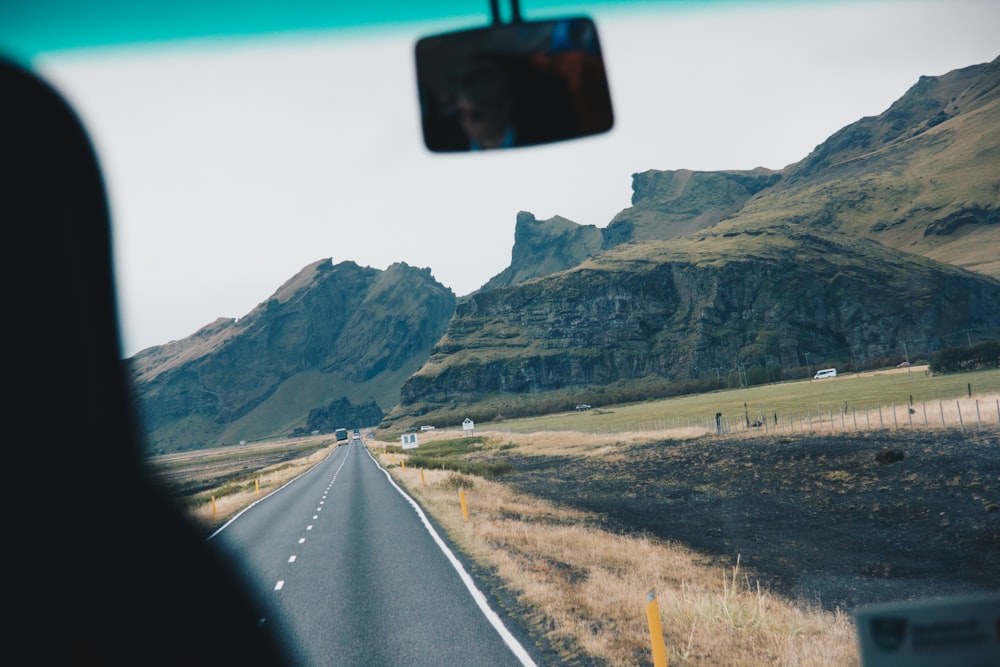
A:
<box><xmin>478</xmin><ymin>56</ymin><xmax>999</xmax><ymax>286</ymax></box>
<box><xmin>130</xmin><ymin>55</ymin><xmax>1000</xmax><ymax>445</ymax></box>
<box><xmin>733</xmin><ymin>55</ymin><xmax>1000</xmax><ymax>278</ymax></box>
<box><xmin>130</xmin><ymin>259</ymin><xmax>455</xmax><ymax>452</ymax></box>
<box><xmin>384</xmin><ymin>55</ymin><xmax>1000</xmax><ymax>426</ymax></box>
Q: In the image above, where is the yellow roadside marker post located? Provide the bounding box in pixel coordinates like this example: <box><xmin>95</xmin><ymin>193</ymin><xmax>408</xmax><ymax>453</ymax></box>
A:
<box><xmin>420</xmin><ymin>469</ymin><xmax>426</xmax><ymax>485</ymax></box>
<box><xmin>459</xmin><ymin>488</ymin><xmax>469</xmax><ymax>521</ymax></box>
<box><xmin>255</xmin><ymin>478</ymin><xmax>260</xmax><ymax>494</ymax></box>
<box><xmin>211</xmin><ymin>496</ymin><xmax>217</xmax><ymax>518</ymax></box>
<box><xmin>645</xmin><ymin>588</ymin><xmax>668</xmax><ymax>667</ymax></box>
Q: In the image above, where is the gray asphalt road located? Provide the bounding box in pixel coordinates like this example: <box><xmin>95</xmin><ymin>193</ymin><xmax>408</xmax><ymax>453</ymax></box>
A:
<box><xmin>210</xmin><ymin>440</ymin><xmax>537</xmax><ymax>666</ymax></box>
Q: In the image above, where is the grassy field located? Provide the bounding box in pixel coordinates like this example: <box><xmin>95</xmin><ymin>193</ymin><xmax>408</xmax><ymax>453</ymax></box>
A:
<box><xmin>468</xmin><ymin>366</ymin><xmax>1000</xmax><ymax>435</ymax></box>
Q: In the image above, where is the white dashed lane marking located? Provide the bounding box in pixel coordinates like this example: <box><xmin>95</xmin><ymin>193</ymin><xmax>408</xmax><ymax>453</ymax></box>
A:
<box><xmin>274</xmin><ymin>444</ymin><xmax>352</xmax><ymax>595</ymax></box>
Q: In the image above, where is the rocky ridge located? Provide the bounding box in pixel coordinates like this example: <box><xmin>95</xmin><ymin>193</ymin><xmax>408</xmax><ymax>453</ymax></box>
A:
<box><xmin>131</xmin><ymin>259</ymin><xmax>455</xmax><ymax>452</ymax></box>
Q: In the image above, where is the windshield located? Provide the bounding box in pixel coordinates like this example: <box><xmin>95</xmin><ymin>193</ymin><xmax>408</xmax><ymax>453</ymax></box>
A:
<box><xmin>9</xmin><ymin>1</ymin><xmax>999</xmax><ymax>666</ymax></box>
<box><xmin>3</xmin><ymin>1</ymin><xmax>992</xmax><ymax>356</ymax></box>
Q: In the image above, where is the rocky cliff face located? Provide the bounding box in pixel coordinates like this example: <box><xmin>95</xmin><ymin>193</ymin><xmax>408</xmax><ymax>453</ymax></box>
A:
<box><xmin>477</xmin><ymin>211</ymin><xmax>604</xmax><ymax>292</ymax></box>
<box><xmin>483</xmin><ymin>56</ymin><xmax>1000</xmax><ymax>291</ymax></box>
<box><xmin>130</xmin><ymin>259</ymin><xmax>455</xmax><ymax>452</ymax></box>
<box><xmin>602</xmin><ymin>167</ymin><xmax>783</xmax><ymax>246</ymax></box>
<box><xmin>480</xmin><ymin>169</ymin><xmax>786</xmax><ymax>293</ymax></box>
<box><xmin>396</xmin><ymin>227</ymin><xmax>1000</xmax><ymax>421</ymax></box>
<box><xmin>387</xmin><ymin>57</ymin><xmax>1000</xmax><ymax>425</ymax></box>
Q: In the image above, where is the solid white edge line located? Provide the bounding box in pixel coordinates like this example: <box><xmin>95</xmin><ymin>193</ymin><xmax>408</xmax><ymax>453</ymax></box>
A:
<box><xmin>364</xmin><ymin>447</ymin><xmax>538</xmax><ymax>667</ymax></box>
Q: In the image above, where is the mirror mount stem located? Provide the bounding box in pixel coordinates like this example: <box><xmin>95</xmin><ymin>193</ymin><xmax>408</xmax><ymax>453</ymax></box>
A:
<box><xmin>489</xmin><ymin>0</ymin><xmax>523</xmax><ymax>26</ymax></box>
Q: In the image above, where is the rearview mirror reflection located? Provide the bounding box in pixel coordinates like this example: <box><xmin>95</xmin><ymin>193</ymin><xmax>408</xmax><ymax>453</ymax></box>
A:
<box><xmin>416</xmin><ymin>16</ymin><xmax>614</xmax><ymax>152</ymax></box>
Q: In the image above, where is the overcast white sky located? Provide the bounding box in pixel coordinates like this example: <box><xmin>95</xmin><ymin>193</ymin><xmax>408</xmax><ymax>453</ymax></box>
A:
<box><xmin>33</xmin><ymin>0</ymin><xmax>999</xmax><ymax>357</ymax></box>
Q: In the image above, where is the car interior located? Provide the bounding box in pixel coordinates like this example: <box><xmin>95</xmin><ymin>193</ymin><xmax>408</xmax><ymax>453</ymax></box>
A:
<box><xmin>11</xmin><ymin>1</ymin><xmax>997</xmax><ymax>664</ymax></box>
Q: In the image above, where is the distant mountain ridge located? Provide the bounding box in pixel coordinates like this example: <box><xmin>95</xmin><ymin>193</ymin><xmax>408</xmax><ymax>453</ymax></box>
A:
<box><xmin>478</xmin><ymin>56</ymin><xmax>999</xmax><ymax>288</ymax></box>
<box><xmin>385</xmin><ymin>54</ymin><xmax>1000</xmax><ymax>425</ymax></box>
<box><xmin>787</xmin><ymin>56</ymin><xmax>1000</xmax><ymax>182</ymax></box>
<box><xmin>130</xmin><ymin>55</ymin><xmax>1000</xmax><ymax>449</ymax></box>
<box><xmin>130</xmin><ymin>259</ymin><xmax>455</xmax><ymax>452</ymax></box>
<box><xmin>392</xmin><ymin>225</ymin><xmax>1000</xmax><ymax>426</ymax></box>
<box><xmin>731</xmin><ymin>55</ymin><xmax>1000</xmax><ymax>278</ymax></box>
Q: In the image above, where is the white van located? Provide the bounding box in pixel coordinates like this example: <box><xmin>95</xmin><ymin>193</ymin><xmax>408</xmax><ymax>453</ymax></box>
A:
<box><xmin>813</xmin><ymin>368</ymin><xmax>837</xmax><ymax>380</ymax></box>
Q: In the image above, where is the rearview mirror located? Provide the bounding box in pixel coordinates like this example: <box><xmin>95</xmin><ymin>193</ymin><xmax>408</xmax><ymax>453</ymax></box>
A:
<box><xmin>415</xmin><ymin>15</ymin><xmax>614</xmax><ymax>152</ymax></box>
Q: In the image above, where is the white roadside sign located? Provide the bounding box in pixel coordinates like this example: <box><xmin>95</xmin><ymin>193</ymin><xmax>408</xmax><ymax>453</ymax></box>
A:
<box><xmin>401</xmin><ymin>433</ymin><xmax>419</xmax><ymax>450</ymax></box>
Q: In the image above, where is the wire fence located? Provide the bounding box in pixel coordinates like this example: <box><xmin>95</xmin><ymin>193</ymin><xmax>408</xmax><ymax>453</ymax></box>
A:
<box><xmin>506</xmin><ymin>397</ymin><xmax>1000</xmax><ymax>439</ymax></box>
<box><xmin>714</xmin><ymin>397</ymin><xmax>1000</xmax><ymax>437</ymax></box>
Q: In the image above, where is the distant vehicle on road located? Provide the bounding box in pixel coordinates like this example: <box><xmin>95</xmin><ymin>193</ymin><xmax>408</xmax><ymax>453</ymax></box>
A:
<box><xmin>575</xmin><ymin>404</ymin><xmax>591</xmax><ymax>411</ymax></box>
<box><xmin>352</xmin><ymin>428</ymin><xmax>361</xmax><ymax>440</ymax></box>
<box><xmin>813</xmin><ymin>368</ymin><xmax>837</xmax><ymax>380</ymax></box>
<box><xmin>335</xmin><ymin>428</ymin><xmax>349</xmax><ymax>442</ymax></box>
<box><xmin>420</xmin><ymin>425</ymin><xmax>435</xmax><ymax>431</ymax></box>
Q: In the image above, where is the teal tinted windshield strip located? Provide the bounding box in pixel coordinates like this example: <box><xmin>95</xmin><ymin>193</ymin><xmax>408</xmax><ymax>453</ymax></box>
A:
<box><xmin>1</xmin><ymin>0</ymin><xmax>714</xmax><ymax>61</ymax></box>
<box><xmin>0</xmin><ymin>0</ymin><xmax>479</xmax><ymax>61</ymax></box>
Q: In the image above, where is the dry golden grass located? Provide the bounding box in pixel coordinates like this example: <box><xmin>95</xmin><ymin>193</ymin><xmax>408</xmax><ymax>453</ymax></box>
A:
<box><xmin>381</xmin><ymin>450</ymin><xmax>859</xmax><ymax>666</ymax></box>
<box><xmin>186</xmin><ymin>442</ymin><xmax>338</xmax><ymax>527</ymax></box>
<box><xmin>412</xmin><ymin>426</ymin><xmax>709</xmax><ymax>458</ymax></box>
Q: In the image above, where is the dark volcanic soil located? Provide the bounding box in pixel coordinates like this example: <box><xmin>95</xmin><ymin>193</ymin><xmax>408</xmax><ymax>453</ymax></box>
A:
<box><xmin>504</xmin><ymin>429</ymin><xmax>1000</xmax><ymax>612</ymax></box>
